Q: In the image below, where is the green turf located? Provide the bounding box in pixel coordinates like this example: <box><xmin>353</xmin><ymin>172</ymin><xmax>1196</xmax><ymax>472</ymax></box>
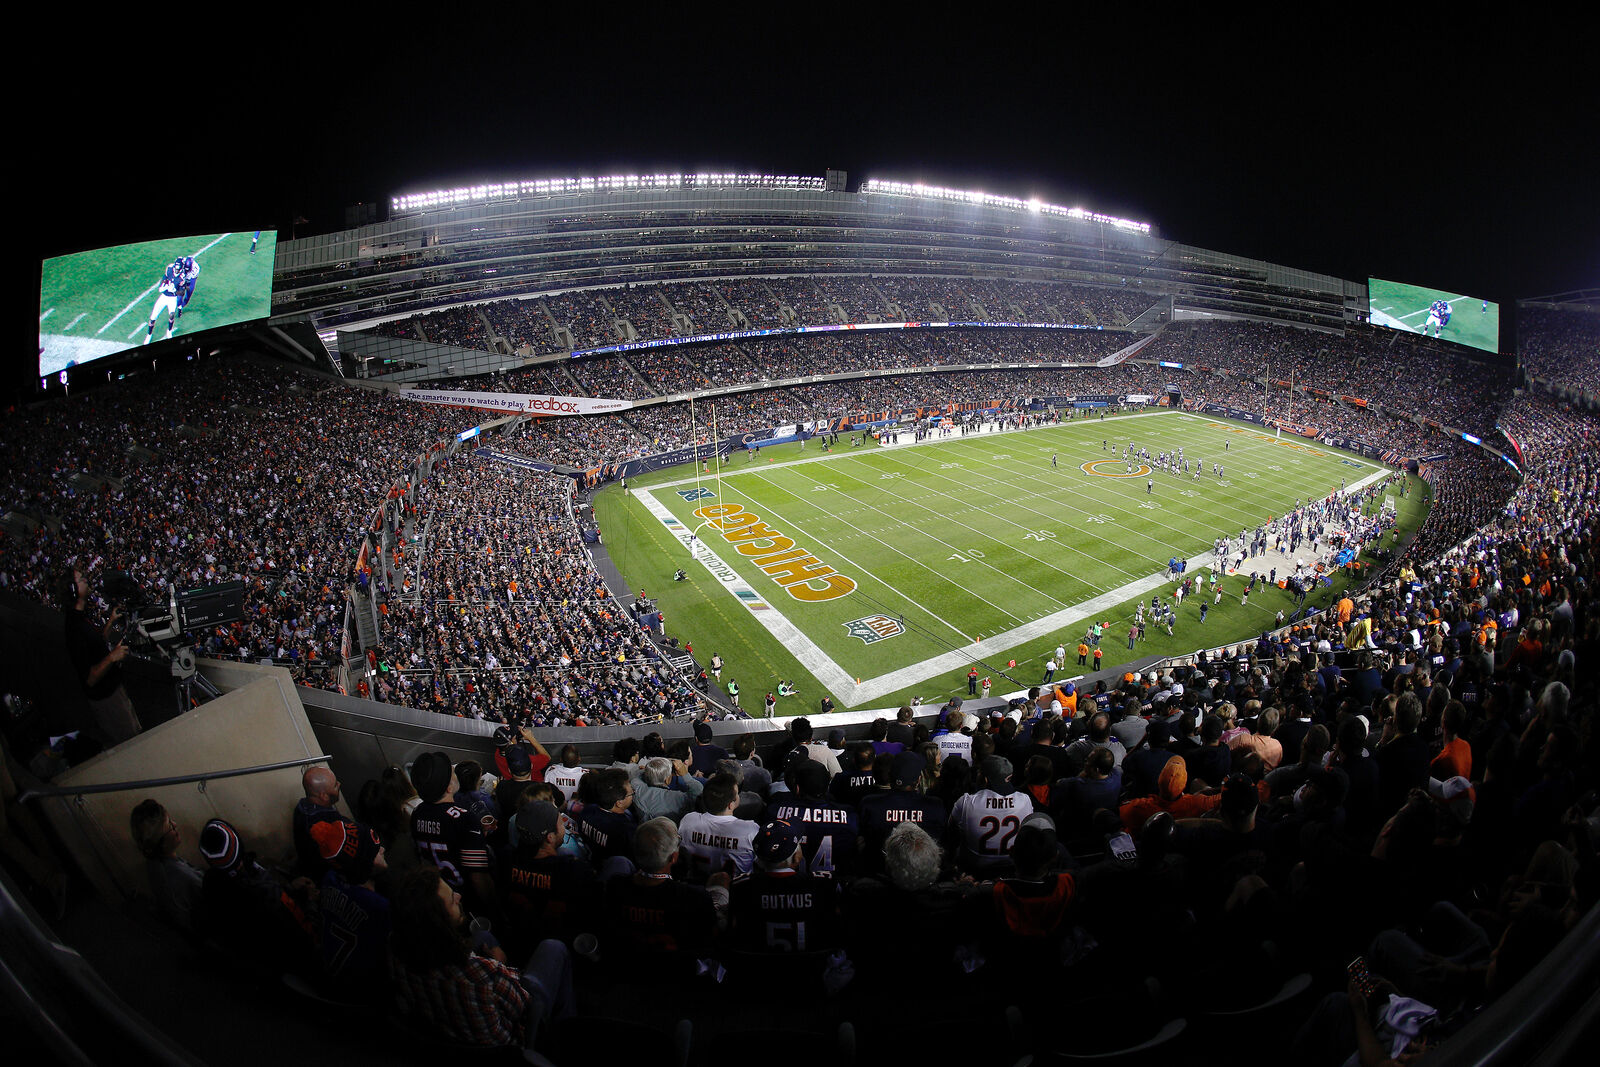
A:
<box><xmin>39</xmin><ymin>231</ymin><xmax>277</xmax><ymax>375</ymax></box>
<box><xmin>598</xmin><ymin>410</ymin><xmax>1431</xmax><ymax>711</ymax></box>
<box><xmin>1367</xmin><ymin>277</ymin><xmax>1499</xmax><ymax>355</ymax></box>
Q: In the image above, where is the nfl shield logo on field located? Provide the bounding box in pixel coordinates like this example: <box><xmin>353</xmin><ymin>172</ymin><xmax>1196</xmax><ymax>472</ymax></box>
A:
<box><xmin>844</xmin><ymin>615</ymin><xmax>905</xmax><ymax>644</ymax></box>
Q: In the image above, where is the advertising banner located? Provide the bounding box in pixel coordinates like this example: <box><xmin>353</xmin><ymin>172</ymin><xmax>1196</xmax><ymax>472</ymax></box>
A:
<box><xmin>402</xmin><ymin>388</ymin><xmax>632</xmax><ymax>417</ymax></box>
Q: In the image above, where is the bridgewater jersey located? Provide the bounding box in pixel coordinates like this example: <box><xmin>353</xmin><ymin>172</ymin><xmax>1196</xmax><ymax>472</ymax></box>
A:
<box><xmin>411</xmin><ymin>799</ymin><xmax>492</xmax><ymax>887</ymax></box>
<box><xmin>949</xmin><ymin>788</ymin><xmax>1035</xmax><ymax>871</ymax></box>
<box><xmin>763</xmin><ymin>796</ymin><xmax>859</xmax><ymax>877</ymax></box>
<box><xmin>677</xmin><ymin>810</ymin><xmax>758</xmax><ymax>883</ymax></box>
<box><xmin>933</xmin><ymin>730</ymin><xmax>973</xmax><ymax>765</ymax></box>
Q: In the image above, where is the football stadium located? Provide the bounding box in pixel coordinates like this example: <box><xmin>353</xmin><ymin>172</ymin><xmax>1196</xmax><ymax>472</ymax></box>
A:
<box><xmin>9</xmin><ymin>159</ymin><xmax>1600</xmax><ymax>1065</ymax></box>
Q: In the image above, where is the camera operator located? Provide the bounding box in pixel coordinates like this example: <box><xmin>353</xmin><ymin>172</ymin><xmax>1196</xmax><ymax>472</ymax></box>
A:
<box><xmin>61</xmin><ymin>567</ymin><xmax>143</xmax><ymax>746</ymax></box>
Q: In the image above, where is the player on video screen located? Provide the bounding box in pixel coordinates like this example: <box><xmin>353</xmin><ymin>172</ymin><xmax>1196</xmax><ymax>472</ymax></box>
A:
<box><xmin>144</xmin><ymin>261</ymin><xmax>181</xmax><ymax>345</ymax></box>
<box><xmin>175</xmin><ymin>256</ymin><xmax>200</xmax><ymax>318</ymax></box>
<box><xmin>1423</xmin><ymin>299</ymin><xmax>1452</xmax><ymax>338</ymax></box>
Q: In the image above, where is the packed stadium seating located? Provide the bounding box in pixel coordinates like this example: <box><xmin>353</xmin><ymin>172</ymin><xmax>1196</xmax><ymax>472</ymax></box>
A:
<box><xmin>6</xmin><ymin>295</ymin><xmax>1598</xmax><ymax>1067</ymax></box>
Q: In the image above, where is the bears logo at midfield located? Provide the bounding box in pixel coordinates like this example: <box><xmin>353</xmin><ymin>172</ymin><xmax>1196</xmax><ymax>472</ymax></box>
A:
<box><xmin>844</xmin><ymin>615</ymin><xmax>905</xmax><ymax>644</ymax></box>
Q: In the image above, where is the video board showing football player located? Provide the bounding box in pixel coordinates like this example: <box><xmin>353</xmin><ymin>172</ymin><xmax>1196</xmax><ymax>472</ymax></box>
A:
<box><xmin>39</xmin><ymin>230</ymin><xmax>277</xmax><ymax>375</ymax></box>
<box><xmin>1367</xmin><ymin>276</ymin><xmax>1499</xmax><ymax>355</ymax></box>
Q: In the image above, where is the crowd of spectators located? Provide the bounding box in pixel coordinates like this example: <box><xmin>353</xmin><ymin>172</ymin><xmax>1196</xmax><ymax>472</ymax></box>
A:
<box><xmin>365</xmin><ymin>276</ymin><xmax>1164</xmax><ymax>358</ymax></box>
<box><xmin>1518</xmin><ymin>304</ymin><xmax>1600</xmax><ymax>396</ymax></box>
<box><xmin>374</xmin><ymin>457</ymin><xmax>693</xmax><ymax>726</ymax></box>
<box><xmin>0</xmin><ymin>358</ymin><xmax>457</xmax><ymax>688</ymax></box>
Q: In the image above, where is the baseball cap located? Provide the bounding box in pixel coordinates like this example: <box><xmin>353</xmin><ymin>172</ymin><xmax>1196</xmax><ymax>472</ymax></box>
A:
<box><xmin>310</xmin><ymin>818</ymin><xmax>383</xmax><ymax>882</ymax></box>
<box><xmin>753</xmin><ymin>820</ymin><xmax>801</xmax><ymax>867</ymax></box>
<box><xmin>980</xmin><ymin>755</ymin><xmax>1014</xmax><ymax>789</ymax></box>
<box><xmin>198</xmin><ymin>818</ymin><xmax>243</xmax><ymax>872</ymax></box>
<box><xmin>1428</xmin><ymin>776</ymin><xmax>1476</xmax><ymax>825</ymax></box>
<box><xmin>517</xmin><ymin>799</ymin><xmax>563</xmax><ymax>848</ymax></box>
<box><xmin>506</xmin><ymin>745</ymin><xmax>533</xmax><ymax>776</ymax></box>
<box><xmin>693</xmin><ymin>721</ymin><xmax>713</xmax><ymax>742</ymax></box>
<box><xmin>410</xmin><ymin>751</ymin><xmax>454</xmax><ymax>802</ymax></box>
<box><xmin>827</xmin><ymin>728</ymin><xmax>846</xmax><ymax>748</ymax></box>
<box><xmin>890</xmin><ymin>751</ymin><xmax>926</xmax><ymax>787</ymax></box>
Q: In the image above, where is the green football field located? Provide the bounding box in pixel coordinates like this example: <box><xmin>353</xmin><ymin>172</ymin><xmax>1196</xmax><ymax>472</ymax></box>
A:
<box><xmin>597</xmin><ymin>409</ymin><xmax>1431</xmax><ymax>711</ymax></box>
<box><xmin>38</xmin><ymin>230</ymin><xmax>276</xmax><ymax>375</ymax></box>
<box><xmin>1367</xmin><ymin>277</ymin><xmax>1499</xmax><ymax>354</ymax></box>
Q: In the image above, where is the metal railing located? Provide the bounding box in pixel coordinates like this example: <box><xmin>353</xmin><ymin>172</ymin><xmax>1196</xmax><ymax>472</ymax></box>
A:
<box><xmin>17</xmin><ymin>755</ymin><xmax>332</xmax><ymax>805</ymax></box>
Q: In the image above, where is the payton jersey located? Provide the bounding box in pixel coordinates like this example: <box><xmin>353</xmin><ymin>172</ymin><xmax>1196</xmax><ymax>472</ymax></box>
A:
<box><xmin>677</xmin><ymin>810</ymin><xmax>758</xmax><ymax>882</ymax></box>
<box><xmin>411</xmin><ymin>799</ymin><xmax>492</xmax><ymax>888</ymax></box>
<box><xmin>764</xmin><ymin>796</ymin><xmax>860</xmax><ymax>877</ymax></box>
<box><xmin>949</xmin><ymin>788</ymin><xmax>1035</xmax><ymax>871</ymax></box>
<box><xmin>545</xmin><ymin>764</ymin><xmax>587</xmax><ymax>805</ymax></box>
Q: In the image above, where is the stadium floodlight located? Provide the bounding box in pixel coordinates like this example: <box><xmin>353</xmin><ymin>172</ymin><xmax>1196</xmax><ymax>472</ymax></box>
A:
<box><xmin>860</xmin><ymin>178</ymin><xmax>1151</xmax><ymax>234</ymax></box>
<box><xmin>393</xmin><ymin>172</ymin><xmax>827</xmax><ymax>213</ymax></box>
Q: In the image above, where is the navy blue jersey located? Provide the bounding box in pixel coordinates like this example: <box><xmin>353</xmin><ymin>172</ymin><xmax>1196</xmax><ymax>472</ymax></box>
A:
<box><xmin>411</xmin><ymin>799</ymin><xmax>491</xmax><ymax>887</ymax></box>
<box><xmin>763</xmin><ymin>797</ymin><xmax>859</xmax><ymax>877</ymax></box>
<box><xmin>729</xmin><ymin>870</ymin><xmax>841</xmax><ymax>952</ymax></box>
<box><xmin>858</xmin><ymin>791</ymin><xmax>947</xmax><ymax>858</ymax></box>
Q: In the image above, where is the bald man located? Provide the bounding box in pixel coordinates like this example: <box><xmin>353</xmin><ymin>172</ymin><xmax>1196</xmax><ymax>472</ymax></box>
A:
<box><xmin>292</xmin><ymin>765</ymin><xmax>345</xmax><ymax>877</ymax></box>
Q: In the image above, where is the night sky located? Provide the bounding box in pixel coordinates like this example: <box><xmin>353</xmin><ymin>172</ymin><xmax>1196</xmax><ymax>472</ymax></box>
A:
<box><xmin>23</xmin><ymin>13</ymin><xmax>1597</xmax><ymax>395</ymax></box>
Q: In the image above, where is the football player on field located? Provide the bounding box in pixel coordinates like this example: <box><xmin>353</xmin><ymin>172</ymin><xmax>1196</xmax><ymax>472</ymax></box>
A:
<box><xmin>175</xmin><ymin>255</ymin><xmax>200</xmax><ymax>317</ymax></box>
<box><xmin>144</xmin><ymin>262</ymin><xmax>180</xmax><ymax>345</ymax></box>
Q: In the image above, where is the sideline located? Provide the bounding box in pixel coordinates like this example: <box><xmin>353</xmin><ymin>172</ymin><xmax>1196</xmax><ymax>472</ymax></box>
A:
<box><xmin>636</xmin><ymin>413</ymin><xmax>1392</xmax><ymax>704</ymax></box>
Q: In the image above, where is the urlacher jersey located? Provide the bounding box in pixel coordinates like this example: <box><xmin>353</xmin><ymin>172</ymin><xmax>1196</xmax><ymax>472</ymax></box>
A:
<box><xmin>763</xmin><ymin>796</ymin><xmax>859</xmax><ymax>877</ymax></box>
<box><xmin>677</xmin><ymin>810</ymin><xmax>758</xmax><ymax>883</ymax></box>
<box><xmin>411</xmin><ymin>799</ymin><xmax>492</xmax><ymax>888</ymax></box>
<box><xmin>949</xmin><ymin>787</ymin><xmax>1034</xmax><ymax>872</ymax></box>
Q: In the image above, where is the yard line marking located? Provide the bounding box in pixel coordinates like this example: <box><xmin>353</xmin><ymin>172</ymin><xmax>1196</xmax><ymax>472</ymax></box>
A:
<box><xmin>634</xmin><ymin>488</ymin><xmax>860</xmax><ymax>700</ymax></box>
<box><xmin>745</xmin><ymin>468</ymin><xmax>1006</xmax><ymax>632</ymax></box>
<box><xmin>64</xmin><ymin>312</ymin><xmax>86</xmax><ymax>331</ymax></box>
<box><xmin>97</xmin><ymin>232</ymin><xmax>231</xmax><ymax>335</ymax></box>
<box><xmin>40</xmin><ymin>308</ymin><xmax>54</xmax><ymax>323</ymax></box>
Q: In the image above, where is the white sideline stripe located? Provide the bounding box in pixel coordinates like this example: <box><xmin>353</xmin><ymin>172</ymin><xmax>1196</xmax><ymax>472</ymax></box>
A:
<box><xmin>634</xmin><ymin>489</ymin><xmax>860</xmax><ymax>700</ymax></box>
<box><xmin>639</xmin><ymin>412</ymin><xmax>1393</xmax><ymax>706</ymax></box>
<box><xmin>649</xmin><ymin>408</ymin><xmax>1164</xmax><ymax>492</ymax></box>
<box><xmin>96</xmin><ymin>233</ymin><xmax>231</xmax><ymax>335</ymax></box>
<box><xmin>852</xmin><ymin>461</ymin><xmax>1391</xmax><ymax>703</ymax></box>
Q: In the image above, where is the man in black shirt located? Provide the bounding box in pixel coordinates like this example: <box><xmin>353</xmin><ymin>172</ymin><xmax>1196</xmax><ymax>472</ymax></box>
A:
<box><xmin>858</xmin><ymin>753</ymin><xmax>947</xmax><ymax>872</ymax></box>
<box><xmin>62</xmin><ymin>567</ymin><xmax>141</xmax><ymax>745</ymax></box>
<box><xmin>601</xmin><ymin>817</ymin><xmax>724</xmax><ymax>976</ymax></box>
<box><xmin>730</xmin><ymin>820</ymin><xmax>841</xmax><ymax>954</ymax></box>
<box><xmin>503</xmin><ymin>799</ymin><xmax>597</xmax><ymax>946</ymax></box>
<box><xmin>408</xmin><ymin>751</ymin><xmax>496</xmax><ymax>914</ymax></box>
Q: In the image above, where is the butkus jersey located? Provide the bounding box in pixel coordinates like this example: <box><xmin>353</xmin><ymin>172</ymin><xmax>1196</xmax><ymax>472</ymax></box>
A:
<box><xmin>729</xmin><ymin>870</ymin><xmax>840</xmax><ymax>952</ymax></box>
